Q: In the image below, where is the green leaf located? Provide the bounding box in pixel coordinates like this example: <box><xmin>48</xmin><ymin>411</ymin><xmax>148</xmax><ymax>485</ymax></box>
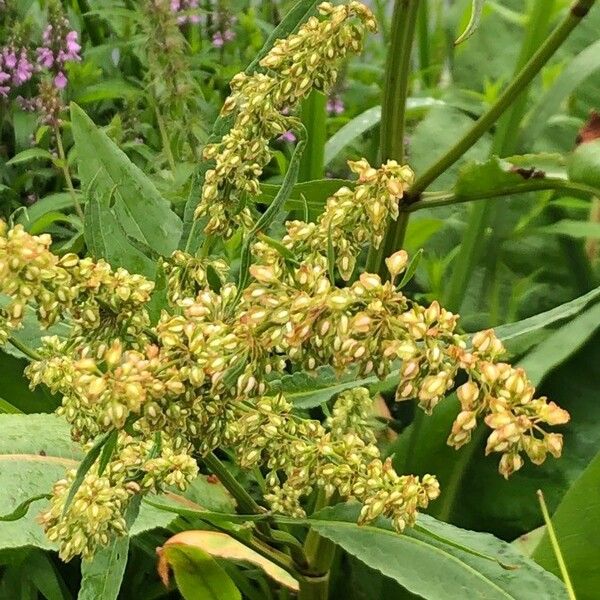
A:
<box><xmin>454</xmin><ymin>156</ymin><xmax>535</xmax><ymax>199</ymax></box>
<box><xmin>84</xmin><ymin>192</ymin><xmax>155</xmax><ymax>278</ymax></box>
<box><xmin>16</xmin><ymin>193</ymin><xmax>83</xmax><ymax>230</ymax></box>
<box><xmin>162</xmin><ymin>531</ymin><xmax>298</xmax><ymax>592</ymax></box>
<box><xmin>161</xmin><ymin>544</ymin><xmax>241</xmax><ymax>600</ymax></box>
<box><xmin>492</xmin><ymin>285</ymin><xmax>600</xmax><ymax>356</ymax></box>
<box><xmin>235</xmin><ymin>133</ymin><xmax>306</xmax><ymax>301</ymax></box>
<box><xmin>306</xmin><ymin>503</ymin><xmax>567</xmax><ymax>599</ymax></box>
<box><xmin>534</xmin><ymin>219</ymin><xmax>600</xmax><ymax>239</ymax></box>
<box><xmin>521</xmin><ymin>40</ymin><xmax>600</xmax><ymax>144</ymax></box>
<box><xmin>455</xmin><ymin>0</ymin><xmax>486</xmax><ymax>45</ymax></box>
<box><xmin>568</xmin><ymin>139</ymin><xmax>600</xmax><ymax>189</ymax></box>
<box><xmin>74</xmin><ymin>80</ymin><xmax>142</xmax><ymax>104</ymax></box>
<box><xmin>62</xmin><ymin>429</ymin><xmax>114</xmax><ymax>516</ymax></box>
<box><xmin>518</xmin><ymin>300</ymin><xmax>600</xmax><ymax>385</ymax></box>
<box><xmin>0</xmin><ymin>494</ymin><xmax>50</xmax><ymax>522</ymax></box>
<box><xmin>397</xmin><ymin>249</ymin><xmax>423</xmax><ymax>289</ymax></box>
<box><xmin>6</xmin><ymin>148</ymin><xmax>54</xmax><ymax>166</ymax></box>
<box><xmin>70</xmin><ymin>103</ymin><xmax>182</xmax><ymax>261</ymax></box>
<box><xmin>532</xmin><ymin>449</ymin><xmax>600</xmax><ymax>600</ymax></box>
<box><xmin>0</xmin><ymin>414</ymin><xmax>82</xmax><ymax>551</ymax></box>
<box><xmin>78</xmin><ymin>498</ymin><xmax>140</xmax><ymax>600</ymax></box>
<box><xmin>270</xmin><ymin>365</ymin><xmax>382</xmax><ymax>409</ymax></box>
<box><xmin>324</xmin><ymin>106</ymin><xmax>381</xmax><ymax>165</ymax></box>
<box><xmin>0</xmin><ymin>350</ymin><xmax>59</xmax><ymax>413</ymax></box>
<box><xmin>324</xmin><ymin>99</ymin><xmax>444</xmax><ymax>166</ymax></box>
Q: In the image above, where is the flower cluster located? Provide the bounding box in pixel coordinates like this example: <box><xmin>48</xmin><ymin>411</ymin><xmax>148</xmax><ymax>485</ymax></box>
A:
<box><xmin>40</xmin><ymin>432</ymin><xmax>197</xmax><ymax>561</ymax></box>
<box><xmin>1</xmin><ymin>156</ymin><xmax>569</xmax><ymax>559</ymax></box>
<box><xmin>144</xmin><ymin>0</ymin><xmax>202</xmax><ymax>159</ymax></box>
<box><xmin>170</xmin><ymin>0</ymin><xmax>201</xmax><ymax>25</ymax></box>
<box><xmin>194</xmin><ymin>1</ymin><xmax>377</xmax><ymax>237</ymax></box>
<box><xmin>0</xmin><ymin>1</ymin><xmax>570</xmax><ymax>562</ymax></box>
<box><xmin>447</xmin><ymin>329</ymin><xmax>570</xmax><ymax>478</ymax></box>
<box><xmin>252</xmin><ymin>158</ymin><xmax>413</xmax><ymax>280</ymax></box>
<box><xmin>36</xmin><ymin>16</ymin><xmax>81</xmax><ymax>90</ymax></box>
<box><xmin>0</xmin><ymin>222</ymin><xmax>152</xmax><ymax>347</ymax></box>
<box><xmin>0</xmin><ymin>45</ymin><xmax>33</xmax><ymax>96</ymax></box>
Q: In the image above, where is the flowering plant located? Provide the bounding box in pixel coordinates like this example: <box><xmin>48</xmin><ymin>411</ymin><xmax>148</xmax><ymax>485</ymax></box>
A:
<box><xmin>0</xmin><ymin>1</ymin><xmax>599</xmax><ymax>599</ymax></box>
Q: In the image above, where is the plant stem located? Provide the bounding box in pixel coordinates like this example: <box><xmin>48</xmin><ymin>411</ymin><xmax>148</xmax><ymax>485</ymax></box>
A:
<box><xmin>438</xmin><ymin>0</ymin><xmax>595</xmax><ymax>312</ymax></box>
<box><xmin>7</xmin><ymin>336</ymin><xmax>42</xmax><ymax>361</ymax></box>
<box><xmin>203</xmin><ymin>452</ymin><xmax>264</xmax><ymax>515</ymax></box>
<box><xmin>366</xmin><ymin>0</ymin><xmax>420</xmax><ymax>275</ymax></box>
<box><xmin>417</xmin><ymin>0</ymin><xmax>432</xmax><ymax>88</ymax></box>
<box><xmin>154</xmin><ymin>104</ymin><xmax>177</xmax><ymax>173</ymax></box>
<box><xmin>408</xmin><ymin>0</ymin><xmax>597</xmax><ymax>198</ymax></box>
<box><xmin>299</xmin><ymin>91</ymin><xmax>326</xmax><ymax>183</ymax></box>
<box><xmin>537</xmin><ymin>490</ymin><xmax>577</xmax><ymax>600</ymax></box>
<box><xmin>54</xmin><ymin>125</ymin><xmax>84</xmax><ymax>220</ymax></box>
<box><xmin>407</xmin><ymin>180</ymin><xmax>600</xmax><ymax>212</ymax></box>
<box><xmin>298</xmin><ymin>490</ymin><xmax>336</xmax><ymax>600</ymax></box>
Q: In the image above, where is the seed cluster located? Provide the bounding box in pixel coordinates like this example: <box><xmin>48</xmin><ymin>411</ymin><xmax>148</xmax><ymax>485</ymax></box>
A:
<box><xmin>0</xmin><ymin>155</ymin><xmax>568</xmax><ymax>560</ymax></box>
<box><xmin>194</xmin><ymin>1</ymin><xmax>377</xmax><ymax>236</ymax></box>
<box><xmin>0</xmin><ymin>1</ymin><xmax>569</xmax><ymax>562</ymax></box>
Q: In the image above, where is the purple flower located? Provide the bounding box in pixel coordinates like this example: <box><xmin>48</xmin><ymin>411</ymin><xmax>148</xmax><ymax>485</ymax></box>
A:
<box><xmin>54</xmin><ymin>71</ymin><xmax>67</xmax><ymax>89</ymax></box>
<box><xmin>212</xmin><ymin>32</ymin><xmax>224</xmax><ymax>48</ymax></box>
<box><xmin>223</xmin><ymin>29</ymin><xmax>235</xmax><ymax>42</ymax></box>
<box><xmin>3</xmin><ymin>50</ymin><xmax>16</xmax><ymax>69</ymax></box>
<box><xmin>37</xmin><ymin>47</ymin><xmax>54</xmax><ymax>68</ymax></box>
<box><xmin>65</xmin><ymin>31</ymin><xmax>81</xmax><ymax>57</ymax></box>
<box><xmin>14</xmin><ymin>53</ymin><xmax>33</xmax><ymax>85</ymax></box>
<box><xmin>279</xmin><ymin>130</ymin><xmax>296</xmax><ymax>143</ymax></box>
<box><xmin>327</xmin><ymin>97</ymin><xmax>345</xmax><ymax>115</ymax></box>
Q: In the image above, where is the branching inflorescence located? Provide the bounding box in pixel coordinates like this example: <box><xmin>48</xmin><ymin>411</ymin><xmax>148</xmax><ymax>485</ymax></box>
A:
<box><xmin>0</xmin><ymin>2</ymin><xmax>569</xmax><ymax>563</ymax></box>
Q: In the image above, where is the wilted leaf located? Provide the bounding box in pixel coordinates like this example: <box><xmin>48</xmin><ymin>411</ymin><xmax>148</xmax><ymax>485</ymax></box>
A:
<box><xmin>160</xmin><ymin>531</ymin><xmax>298</xmax><ymax>592</ymax></box>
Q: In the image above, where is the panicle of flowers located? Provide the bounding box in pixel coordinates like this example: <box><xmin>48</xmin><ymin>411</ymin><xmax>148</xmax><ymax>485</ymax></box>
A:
<box><xmin>162</xmin><ymin>250</ymin><xmax>229</xmax><ymax>306</ymax></box>
<box><xmin>39</xmin><ymin>432</ymin><xmax>198</xmax><ymax>561</ymax></box>
<box><xmin>253</xmin><ymin>158</ymin><xmax>413</xmax><ymax>280</ymax></box>
<box><xmin>36</xmin><ymin>11</ymin><xmax>81</xmax><ymax>90</ymax></box>
<box><xmin>0</xmin><ymin>221</ymin><xmax>153</xmax><ymax>348</ymax></box>
<box><xmin>0</xmin><ymin>153</ymin><xmax>569</xmax><ymax>558</ymax></box>
<box><xmin>194</xmin><ymin>1</ymin><xmax>377</xmax><ymax>237</ymax></box>
<box><xmin>447</xmin><ymin>329</ymin><xmax>570</xmax><ymax>478</ymax></box>
<box><xmin>0</xmin><ymin>1</ymin><xmax>570</xmax><ymax>562</ymax></box>
<box><xmin>143</xmin><ymin>0</ymin><xmax>202</xmax><ymax>159</ymax></box>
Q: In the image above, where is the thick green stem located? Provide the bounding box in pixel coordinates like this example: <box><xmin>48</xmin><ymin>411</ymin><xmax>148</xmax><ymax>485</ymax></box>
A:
<box><xmin>299</xmin><ymin>91</ymin><xmax>326</xmax><ymax>183</ymax></box>
<box><xmin>366</xmin><ymin>0</ymin><xmax>420</xmax><ymax>275</ymax></box>
<box><xmin>297</xmin><ymin>490</ymin><xmax>336</xmax><ymax>600</ymax></box>
<box><xmin>417</xmin><ymin>0</ymin><xmax>432</xmax><ymax>88</ymax></box>
<box><xmin>409</xmin><ymin>0</ymin><xmax>597</xmax><ymax>198</ymax></box>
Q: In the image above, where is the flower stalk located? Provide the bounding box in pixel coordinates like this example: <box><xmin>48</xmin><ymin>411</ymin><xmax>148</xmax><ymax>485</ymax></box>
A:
<box><xmin>366</xmin><ymin>0</ymin><xmax>420</xmax><ymax>276</ymax></box>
